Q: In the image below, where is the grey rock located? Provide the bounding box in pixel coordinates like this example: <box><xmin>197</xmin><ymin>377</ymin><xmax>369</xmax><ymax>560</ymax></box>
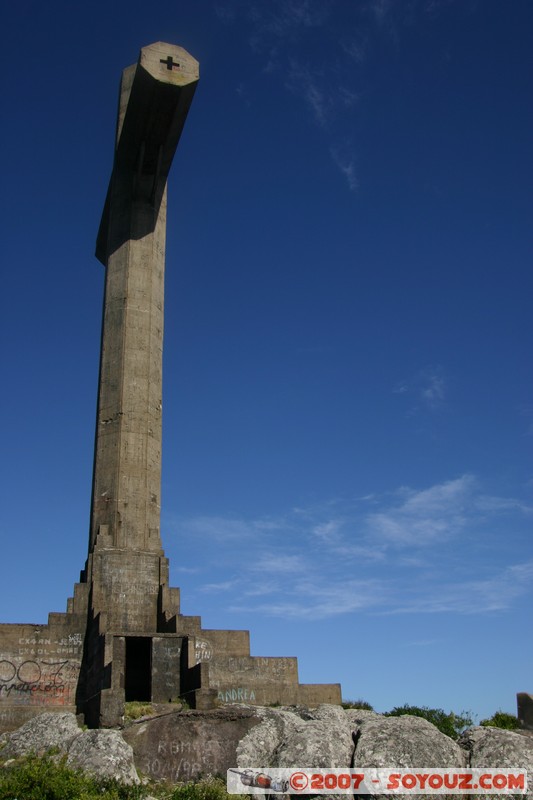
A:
<box><xmin>349</xmin><ymin>714</ymin><xmax>466</xmax><ymax>800</ymax></box>
<box><xmin>459</xmin><ymin>727</ymin><xmax>533</xmax><ymax>800</ymax></box>
<box><xmin>66</xmin><ymin>729</ymin><xmax>140</xmax><ymax>785</ymax></box>
<box><xmin>237</xmin><ymin>704</ymin><xmax>353</xmax><ymax>769</ymax></box>
<box><xmin>0</xmin><ymin>712</ymin><xmax>138</xmax><ymax>787</ymax></box>
<box><xmin>0</xmin><ymin>711</ymin><xmax>81</xmax><ymax>758</ymax></box>
<box><xmin>460</xmin><ymin>726</ymin><xmax>533</xmax><ymax>770</ymax></box>
<box><xmin>236</xmin><ymin>707</ymin><xmax>303</xmax><ymax>767</ymax></box>
<box><xmin>342</xmin><ymin>708</ymin><xmax>382</xmax><ymax>727</ymax></box>
<box><xmin>277</xmin><ymin>704</ymin><xmax>353</xmax><ymax>769</ymax></box>
<box><xmin>352</xmin><ymin>714</ymin><xmax>466</xmax><ymax>768</ymax></box>
<box><xmin>123</xmin><ymin>705</ymin><xmax>263</xmax><ymax>783</ymax></box>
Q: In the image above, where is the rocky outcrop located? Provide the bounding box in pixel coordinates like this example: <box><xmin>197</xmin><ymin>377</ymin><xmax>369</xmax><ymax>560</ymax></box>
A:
<box><xmin>0</xmin><ymin>711</ymin><xmax>139</xmax><ymax>785</ymax></box>
<box><xmin>0</xmin><ymin>711</ymin><xmax>80</xmax><ymax>758</ymax></box>
<box><xmin>1</xmin><ymin>705</ymin><xmax>532</xmax><ymax>793</ymax></box>
<box><xmin>237</xmin><ymin>704</ymin><xmax>355</xmax><ymax>769</ymax></box>
<box><xmin>351</xmin><ymin>712</ymin><xmax>466</xmax><ymax>769</ymax></box>
<box><xmin>460</xmin><ymin>725</ymin><xmax>533</xmax><ymax>769</ymax></box>
<box><xmin>66</xmin><ymin>729</ymin><xmax>139</xmax><ymax>784</ymax></box>
<box><xmin>122</xmin><ymin>705</ymin><xmax>263</xmax><ymax>784</ymax></box>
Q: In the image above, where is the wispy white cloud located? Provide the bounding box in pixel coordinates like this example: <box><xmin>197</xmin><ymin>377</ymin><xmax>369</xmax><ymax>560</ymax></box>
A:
<box><xmin>248</xmin><ymin>0</ymin><xmax>332</xmax><ymax>40</ymax></box>
<box><xmin>385</xmin><ymin>559</ymin><xmax>533</xmax><ymax>615</ymax></box>
<box><xmin>178</xmin><ymin>514</ymin><xmax>288</xmax><ymax>542</ymax></box>
<box><xmin>330</xmin><ymin>145</ymin><xmax>359</xmax><ymax>191</ymax></box>
<box><xmin>421</xmin><ymin>372</ymin><xmax>446</xmax><ymax>406</ymax></box>
<box><xmin>232</xmin><ymin>578</ymin><xmax>387</xmax><ymax>619</ymax></box>
<box><xmin>371</xmin><ymin>0</ymin><xmax>393</xmax><ymax>24</ymax></box>
<box><xmin>201</xmin><ymin>579</ymin><xmax>239</xmax><ymax>592</ymax></box>
<box><xmin>213</xmin><ymin>1</ymin><xmax>465</xmax><ymax>190</ymax></box>
<box><xmin>251</xmin><ymin>553</ymin><xmax>308</xmax><ymax>574</ymax></box>
<box><xmin>286</xmin><ymin>59</ymin><xmax>329</xmax><ymax>127</ymax></box>
<box><xmin>170</xmin><ymin>475</ymin><xmax>531</xmax><ymax>619</ymax></box>
<box><xmin>393</xmin><ymin>365</ymin><xmax>447</xmax><ymax>412</ymax></box>
<box><xmin>366</xmin><ymin>474</ymin><xmax>474</xmax><ymax>546</ymax></box>
<box><xmin>312</xmin><ymin>519</ymin><xmax>343</xmax><ymax>540</ymax></box>
<box><xmin>341</xmin><ymin>37</ymin><xmax>367</xmax><ymax>63</ymax></box>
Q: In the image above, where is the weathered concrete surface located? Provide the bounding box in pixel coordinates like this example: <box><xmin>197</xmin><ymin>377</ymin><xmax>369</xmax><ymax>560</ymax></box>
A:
<box><xmin>122</xmin><ymin>706</ymin><xmax>263</xmax><ymax>783</ymax></box>
<box><xmin>0</xmin><ymin>618</ymin><xmax>86</xmax><ymax>733</ymax></box>
<box><xmin>90</xmin><ymin>42</ymin><xmax>199</xmax><ymax>559</ymax></box>
<box><xmin>518</xmin><ymin>693</ymin><xmax>533</xmax><ymax>730</ymax></box>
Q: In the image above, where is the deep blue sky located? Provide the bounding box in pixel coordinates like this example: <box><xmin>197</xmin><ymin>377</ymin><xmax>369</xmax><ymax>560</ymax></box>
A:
<box><xmin>1</xmin><ymin>0</ymin><xmax>532</xmax><ymax>721</ymax></box>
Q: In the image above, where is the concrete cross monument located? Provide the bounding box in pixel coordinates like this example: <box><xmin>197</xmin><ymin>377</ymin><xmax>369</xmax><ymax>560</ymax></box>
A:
<box><xmin>0</xmin><ymin>43</ymin><xmax>341</xmax><ymax>732</ymax></box>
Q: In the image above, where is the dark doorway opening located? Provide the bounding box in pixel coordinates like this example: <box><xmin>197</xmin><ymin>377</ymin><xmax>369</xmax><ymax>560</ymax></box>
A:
<box><xmin>125</xmin><ymin>637</ymin><xmax>151</xmax><ymax>701</ymax></box>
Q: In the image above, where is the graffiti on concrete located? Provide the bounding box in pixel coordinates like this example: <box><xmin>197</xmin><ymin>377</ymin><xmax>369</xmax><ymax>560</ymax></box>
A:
<box><xmin>217</xmin><ymin>687</ymin><xmax>256</xmax><ymax>703</ymax></box>
<box><xmin>0</xmin><ymin>658</ymin><xmax>79</xmax><ymax>705</ymax></box>
<box><xmin>194</xmin><ymin>639</ymin><xmax>213</xmax><ymax>663</ymax></box>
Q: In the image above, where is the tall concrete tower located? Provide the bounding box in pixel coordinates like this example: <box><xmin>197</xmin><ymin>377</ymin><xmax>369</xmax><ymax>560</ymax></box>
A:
<box><xmin>86</xmin><ymin>42</ymin><xmax>198</xmax><ymax>636</ymax></box>
<box><xmin>0</xmin><ymin>43</ymin><xmax>341</xmax><ymax>734</ymax></box>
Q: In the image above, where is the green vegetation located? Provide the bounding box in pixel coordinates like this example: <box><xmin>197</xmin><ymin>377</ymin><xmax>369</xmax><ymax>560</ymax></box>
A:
<box><xmin>124</xmin><ymin>702</ymin><xmax>156</xmax><ymax>721</ymax></box>
<box><xmin>0</xmin><ymin>755</ymin><xmax>243</xmax><ymax>800</ymax></box>
<box><xmin>341</xmin><ymin>699</ymin><xmax>374</xmax><ymax>710</ymax></box>
<box><xmin>384</xmin><ymin>704</ymin><xmax>474</xmax><ymax>740</ymax></box>
<box><xmin>0</xmin><ymin>754</ymin><xmax>147</xmax><ymax>800</ymax></box>
<box><xmin>0</xmin><ymin>755</ymin><xmax>244</xmax><ymax>800</ymax></box>
<box><xmin>124</xmin><ymin>698</ymin><xmax>189</xmax><ymax>722</ymax></box>
<box><xmin>480</xmin><ymin>710</ymin><xmax>520</xmax><ymax>730</ymax></box>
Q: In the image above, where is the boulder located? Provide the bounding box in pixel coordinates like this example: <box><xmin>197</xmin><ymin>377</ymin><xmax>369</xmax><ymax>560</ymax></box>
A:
<box><xmin>460</xmin><ymin>725</ymin><xmax>533</xmax><ymax>769</ymax></box>
<box><xmin>0</xmin><ymin>711</ymin><xmax>81</xmax><ymax>758</ymax></box>
<box><xmin>237</xmin><ymin>704</ymin><xmax>354</xmax><ymax>769</ymax></box>
<box><xmin>0</xmin><ymin>711</ymin><xmax>139</xmax><ymax>786</ymax></box>
<box><xmin>459</xmin><ymin>727</ymin><xmax>533</xmax><ymax>800</ymax></box>
<box><xmin>66</xmin><ymin>729</ymin><xmax>139</xmax><ymax>785</ymax></box>
<box><xmin>3</xmin><ymin>704</ymin><xmax>533</xmax><ymax>796</ymax></box>
<box><xmin>122</xmin><ymin>704</ymin><xmax>263</xmax><ymax>783</ymax></box>
<box><xmin>236</xmin><ymin>706</ymin><xmax>306</xmax><ymax>767</ymax></box>
<box><xmin>352</xmin><ymin>713</ymin><xmax>466</xmax><ymax>768</ymax></box>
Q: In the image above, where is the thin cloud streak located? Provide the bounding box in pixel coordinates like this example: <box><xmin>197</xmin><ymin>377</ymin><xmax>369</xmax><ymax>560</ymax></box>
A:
<box><xmin>394</xmin><ymin>366</ymin><xmax>447</xmax><ymax>412</ymax></box>
<box><xmin>231</xmin><ymin>578</ymin><xmax>388</xmax><ymax>619</ymax></box>
<box><xmin>169</xmin><ymin>476</ymin><xmax>531</xmax><ymax>620</ymax></box>
<box><xmin>366</xmin><ymin>475</ymin><xmax>475</xmax><ymax>545</ymax></box>
<box><xmin>381</xmin><ymin>559</ymin><xmax>533</xmax><ymax>615</ymax></box>
<box><xmin>330</xmin><ymin>146</ymin><xmax>359</xmax><ymax>191</ymax></box>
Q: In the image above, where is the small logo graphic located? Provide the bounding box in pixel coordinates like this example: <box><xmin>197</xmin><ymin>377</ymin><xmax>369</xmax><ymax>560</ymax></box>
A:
<box><xmin>228</xmin><ymin>769</ymin><xmax>289</xmax><ymax>793</ymax></box>
<box><xmin>290</xmin><ymin>771</ymin><xmax>309</xmax><ymax>791</ymax></box>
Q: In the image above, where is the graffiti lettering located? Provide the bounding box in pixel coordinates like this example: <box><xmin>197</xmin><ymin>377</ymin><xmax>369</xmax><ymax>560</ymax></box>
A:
<box><xmin>195</xmin><ymin>639</ymin><xmax>213</xmax><ymax>662</ymax></box>
<box><xmin>217</xmin><ymin>687</ymin><xmax>256</xmax><ymax>703</ymax></box>
<box><xmin>0</xmin><ymin>658</ymin><xmax>74</xmax><ymax>703</ymax></box>
<box><xmin>0</xmin><ymin>660</ymin><xmax>16</xmax><ymax>682</ymax></box>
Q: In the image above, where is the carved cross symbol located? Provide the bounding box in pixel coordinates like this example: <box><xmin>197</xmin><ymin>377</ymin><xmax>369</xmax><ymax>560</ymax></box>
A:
<box><xmin>160</xmin><ymin>55</ymin><xmax>180</xmax><ymax>71</ymax></box>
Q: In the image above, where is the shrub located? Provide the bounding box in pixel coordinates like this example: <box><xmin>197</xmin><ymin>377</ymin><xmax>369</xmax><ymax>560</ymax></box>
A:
<box><xmin>341</xmin><ymin>699</ymin><xmax>374</xmax><ymax>710</ymax></box>
<box><xmin>124</xmin><ymin>701</ymin><xmax>155</xmax><ymax>721</ymax></box>
<box><xmin>480</xmin><ymin>711</ymin><xmax>520</xmax><ymax>730</ymax></box>
<box><xmin>384</xmin><ymin>705</ymin><xmax>473</xmax><ymax>740</ymax></box>
<box><xmin>0</xmin><ymin>754</ymin><xmax>148</xmax><ymax>800</ymax></box>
